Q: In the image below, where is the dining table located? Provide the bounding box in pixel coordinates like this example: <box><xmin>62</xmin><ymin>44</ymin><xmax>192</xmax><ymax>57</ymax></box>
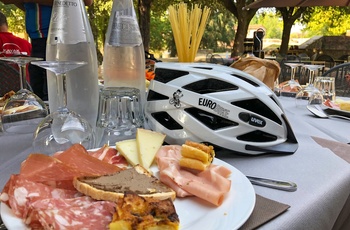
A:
<box><xmin>1</xmin><ymin>95</ymin><xmax>350</xmax><ymax>230</ymax></box>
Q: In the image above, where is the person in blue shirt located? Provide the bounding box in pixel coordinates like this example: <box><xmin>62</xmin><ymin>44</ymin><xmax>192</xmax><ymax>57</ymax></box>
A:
<box><xmin>1</xmin><ymin>0</ymin><xmax>93</xmax><ymax>101</ymax></box>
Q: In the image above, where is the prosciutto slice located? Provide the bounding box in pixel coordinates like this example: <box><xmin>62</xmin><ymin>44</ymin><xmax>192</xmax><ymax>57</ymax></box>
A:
<box><xmin>54</xmin><ymin>144</ymin><xmax>122</xmax><ymax>176</ymax></box>
<box><xmin>18</xmin><ymin>146</ymin><xmax>121</xmax><ymax>190</ymax></box>
<box><xmin>87</xmin><ymin>145</ymin><xmax>128</xmax><ymax>169</ymax></box>
<box><xmin>0</xmin><ymin>144</ymin><xmax>124</xmax><ymax>229</ymax></box>
<box><xmin>156</xmin><ymin>145</ymin><xmax>231</xmax><ymax>206</ymax></box>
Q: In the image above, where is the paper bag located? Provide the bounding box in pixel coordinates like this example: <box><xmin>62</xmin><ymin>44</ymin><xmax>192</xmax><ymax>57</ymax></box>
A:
<box><xmin>230</xmin><ymin>56</ymin><xmax>280</xmax><ymax>89</ymax></box>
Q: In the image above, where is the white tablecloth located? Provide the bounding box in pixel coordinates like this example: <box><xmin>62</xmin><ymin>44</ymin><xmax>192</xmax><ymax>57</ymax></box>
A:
<box><xmin>1</xmin><ymin>96</ymin><xmax>350</xmax><ymax>230</ymax></box>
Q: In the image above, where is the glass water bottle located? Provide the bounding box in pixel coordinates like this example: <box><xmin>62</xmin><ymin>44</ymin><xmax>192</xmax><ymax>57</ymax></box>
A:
<box><xmin>95</xmin><ymin>0</ymin><xmax>146</xmax><ymax>147</ymax></box>
<box><xmin>46</xmin><ymin>0</ymin><xmax>99</xmax><ymax>131</ymax></box>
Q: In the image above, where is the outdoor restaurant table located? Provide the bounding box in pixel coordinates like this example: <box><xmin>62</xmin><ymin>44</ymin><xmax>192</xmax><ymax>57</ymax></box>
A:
<box><xmin>1</xmin><ymin>96</ymin><xmax>350</xmax><ymax>229</ymax></box>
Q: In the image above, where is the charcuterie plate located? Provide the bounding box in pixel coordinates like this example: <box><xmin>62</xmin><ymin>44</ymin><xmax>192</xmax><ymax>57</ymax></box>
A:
<box><xmin>321</xmin><ymin>102</ymin><xmax>350</xmax><ymax>118</ymax></box>
<box><xmin>1</xmin><ymin>158</ymin><xmax>255</xmax><ymax>230</ymax></box>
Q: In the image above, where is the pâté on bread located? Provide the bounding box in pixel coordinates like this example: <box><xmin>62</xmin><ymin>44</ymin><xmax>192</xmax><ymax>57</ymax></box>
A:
<box><xmin>73</xmin><ymin>164</ymin><xmax>176</xmax><ymax>202</ymax></box>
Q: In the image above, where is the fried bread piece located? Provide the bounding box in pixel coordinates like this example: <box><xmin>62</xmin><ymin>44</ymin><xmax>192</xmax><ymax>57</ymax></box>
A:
<box><xmin>109</xmin><ymin>192</ymin><xmax>179</xmax><ymax>230</ymax></box>
<box><xmin>179</xmin><ymin>140</ymin><xmax>215</xmax><ymax>172</ymax></box>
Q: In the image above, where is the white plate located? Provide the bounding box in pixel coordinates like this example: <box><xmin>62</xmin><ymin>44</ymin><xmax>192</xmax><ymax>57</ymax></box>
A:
<box><xmin>321</xmin><ymin>102</ymin><xmax>350</xmax><ymax>118</ymax></box>
<box><xmin>1</xmin><ymin>158</ymin><xmax>255</xmax><ymax>230</ymax></box>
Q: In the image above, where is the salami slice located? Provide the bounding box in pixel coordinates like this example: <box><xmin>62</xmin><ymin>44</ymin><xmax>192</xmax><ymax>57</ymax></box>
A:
<box><xmin>7</xmin><ymin>175</ymin><xmax>81</xmax><ymax>219</ymax></box>
<box><xmin>31</xmin><ymin>197</ymin><xmax>115</xmax><ymax>229</ymax></box>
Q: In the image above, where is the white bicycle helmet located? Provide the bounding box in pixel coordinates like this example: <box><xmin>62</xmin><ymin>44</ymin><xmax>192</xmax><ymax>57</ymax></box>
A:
<box><xmin>145</xmin><ymin>62</ymin><xmax>298</xmax><ymax>155</ymax></box>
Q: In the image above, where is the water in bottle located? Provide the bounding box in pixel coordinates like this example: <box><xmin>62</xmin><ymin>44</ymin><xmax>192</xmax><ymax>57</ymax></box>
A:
<box><xmin>96</xmin><ymin>0</ymin><xmax>146</xmax><ymax>146</ymax></box>
<box><xmin>46</xmin><ymin>0</ymin><xmax>99</xmax><ymax>130</ymax></box>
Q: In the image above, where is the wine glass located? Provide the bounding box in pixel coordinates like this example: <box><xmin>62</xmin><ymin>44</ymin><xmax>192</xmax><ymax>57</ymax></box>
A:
<box><xmin>282</xmin><ymin>62</ymin><xmax>302</xmax><ymax>92</ymax></box>
<box><xmin>295</xmin><ymin>64</ymin><xmax>324</xmax><ymax>107</ymax></box>
<box><xmin>0</xmin><ymin>56</ymin><xmax>48</xmax><ymax>134</ymax></box>
<box><xmin>31</xmin><ymin>61</ymin><xmax>95</xmax><ymax>155</ymax></box>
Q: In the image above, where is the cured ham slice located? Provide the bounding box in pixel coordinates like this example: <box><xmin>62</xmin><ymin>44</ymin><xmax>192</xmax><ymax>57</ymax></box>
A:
<box><xmin>324</xmin><ymin>98</ymin><xmax>340</xmax><ymax>109</ymax></box>
<box><xmin>156</xmin><ymin>145</ymin><xmax>231</xmax><ymax>206</ymax></box>
<box><xmin>20</xmin><ymin>154</ymin><xmax>90</xmax><ymax>182</ymax></box>
<box><xmin>54</xmin><ymin>144</ymin><xmax>122</xmax><ymax>175</ymax></box>
<box><xmin>20</xmin><ymin>151</ymin><xmax>117</xmax><ymax>190</ymax></box>
<box><xmin>87</xmin><ymin>145</ymin><xmax>128</xmax><ymax>169</ymax></box>
<box><xmin>27</xmin><ymin>197</ymin><xmax>115</xmax><ymax>230</ymax></box>
<box><xmin>0</xmin><ymin>144</ymin><xmax>123</xmax><ymax>229</ymax></box>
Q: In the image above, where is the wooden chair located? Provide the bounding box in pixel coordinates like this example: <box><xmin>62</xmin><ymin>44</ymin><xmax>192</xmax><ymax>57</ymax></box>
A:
<box><xmin>315</xmin><ymin>54</ymin><xmax>335</xmax><ymax>69</ymax></box>
<box><xmin>0</xmin><ymin>61</ymin><xmax>32</xmax><ymax>96</ymax></box>
<box><xmin>321</xmin><ymin>62</ymin><xmax>350</xmax><ymax>97</ymax></box>
<box><xmin>279</xmin><ymin>57</ymin><xmax>302</xmax><ymax>83</ymax></box>
<box><xmin>206</xmin><ymin>53</ymin><xmax>226</xmax><ymax>65</ymax></box>
<box><xmin>298</xmin><ymin>53</ymin><xmax>310</xmax><ymax>61</ymax></box>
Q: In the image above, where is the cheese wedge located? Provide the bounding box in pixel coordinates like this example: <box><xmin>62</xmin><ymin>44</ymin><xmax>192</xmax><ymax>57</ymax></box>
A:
<box><xmin>116</xmin><ymin>139</ymin><xmax>139</xmax><ymax>166</ymax></box>
<box><xmin>136</xmin><ymin>128</ymin><xmax>166</xmax><ymax>170</ymax></box>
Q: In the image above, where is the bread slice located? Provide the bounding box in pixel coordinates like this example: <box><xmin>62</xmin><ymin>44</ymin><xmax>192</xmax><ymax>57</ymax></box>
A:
<box><xmin>109</xmin><ymin>192</ymin><xmax>179</xmax><ymax>230</ymax></box>
<box><xmin>73</xmin><ymin>165</ymin><xmax>176</xmax><ymax>202</ymax></box>
<box><xmin>179</xmin><ymin>141</ymin><xmax>215</xmax><ymax>171</ymax></box>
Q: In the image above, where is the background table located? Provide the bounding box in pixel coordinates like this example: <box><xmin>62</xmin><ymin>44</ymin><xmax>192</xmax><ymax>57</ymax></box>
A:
<box><xmin>1</xmin><ymin>96</ymin><xmax>350</xmax><ymax>230</ymax></box>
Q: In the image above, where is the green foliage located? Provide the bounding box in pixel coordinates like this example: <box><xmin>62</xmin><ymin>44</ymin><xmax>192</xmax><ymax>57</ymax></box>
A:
<box><xmin>3</xmin><ymin>1</ymin><xmax>349</xmax><ymax>60</ymax></box>
<box><xmin>202</xmin><ymin>9</ymin><xmax>236</xmax><ymax>52</ymax></box>
<box><xmin>149</xmin><ymin>11</ymin><xmax>172</xmax><ymax>52</ymax></box>
<box><xmin>252</xmin><ymin>12</ymin><xmax>283</xmax><ymax>39</ymax></box>
<box><xmin>153</xmin><ymin>1</ymin><xmax>236</xmax><ymax>56</ymax></box>
<box><xmin>90</xmin><ymin>0</ymin><xmax>113</xmax><ymax>49</ymax></box>
<box><xmin>303</xmin><ymin>7</ymin><xmax>350</xmax><ymax>36</ymax></box>
<box><xmin>0</xmin><ymin>3</ymin><xmax>26</xmax><ymax>36</ymax></box>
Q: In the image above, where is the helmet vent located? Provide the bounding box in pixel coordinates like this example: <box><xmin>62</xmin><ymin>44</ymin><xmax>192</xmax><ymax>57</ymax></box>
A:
<box><xmin>185</xmin><ymin>107</ymin><xmax>238</xmax><ymax>130</ymax></box>
<box><xmin>192</xmin><ymin>66</ymin><xmax>213</xmax><ymax>70</ymax></box>
<box><xmin>237</xmin><ymin>130</ymin><xmax>277</xmax><ymax>142</ymax></box>
<box><xmin>154</xmin><ymin>68</ymin><xmax>189</xmax><ymax>83</ymax></box>
<box><xmin>151</xmin><ymin>112</ymin><xmax>183</xmax><ymax>130</ymax></box>
<box><xmin>232</xmin><ymin>74</ymin><xmax>260</xmax><ymax>87</ymax></box>
<box><xmin>183</xmin><ymin>78</ymin><xmax>238</xmax><ymax>94</ymax></box>
<box><xmin>232</xmin><ymin>99</ymin><xmax>282</xmax><ymax>125</ymax></box>
<box><xmin>147</xmin><ymin>90</ymin><xmax>169</xmax><ymax>101</ymax></box>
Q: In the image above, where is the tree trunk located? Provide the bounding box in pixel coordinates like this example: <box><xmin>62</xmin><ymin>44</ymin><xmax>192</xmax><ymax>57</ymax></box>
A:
<box><xmin>220</xmin><ymin>0</ymin><xmax>257</xmax><ymax>57</ymax></box>
<box><xmin>87</xmin><ymin>4</ymin><xmax>103</xmax><ymax>65</ymax></box>
<box><xmin>138</xmin><ymin>0</ymin><xmax>152</xmax><ymax>51</ymax></box>
<box><xmin>233</xmin><ymin>17</ymin><xmax>250</xmax><ymax>57</ymax></box>
<box><xmin>278</xmin><ymin>7</ymin><xmax>306</xmax><ymax>56</ymax></box>
<box><xmin>280</xmin><ymin>21</ymin><xmax>293</xmax><ymax>56</ymax></box>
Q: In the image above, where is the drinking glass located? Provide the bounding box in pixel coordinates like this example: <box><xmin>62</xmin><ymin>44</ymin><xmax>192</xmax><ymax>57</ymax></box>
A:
<box><xmin>295</xmin><ymin>64</ymin><xmax>324</xmax><ymax>107</ymax></box>
<box><xmin>281</xmin><ymin>63</ymin><xmax>302</xmax><ymax>92</ymax></box>
<box><xmin>31</xmin><ymin>61</ymin><xmax>95</xmax><ymax>155</ymax></box>
<box><xmin>314</xmin><ymin>76</ymin><xmax>336</xmax><ymax>102</ymax></box>
<box><xmin>0</xmin><ymin>56</ymin><xmax>48</xmax><ymax>134</ymax></box>
<box><xmin>95</xmin><ymin>87</ymin><xmax>144</xmax><ymax>147</ymax></box>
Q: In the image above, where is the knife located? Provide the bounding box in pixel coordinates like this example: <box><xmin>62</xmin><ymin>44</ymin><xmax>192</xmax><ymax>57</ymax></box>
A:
<box><xmin>247</xmin><ymin>176</ymin><xmax>297</xmax><ymax>192</ymax></box>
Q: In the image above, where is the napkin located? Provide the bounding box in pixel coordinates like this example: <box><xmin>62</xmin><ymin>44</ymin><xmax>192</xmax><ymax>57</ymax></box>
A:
<box><xmin>312</xmin><ymin>136</ymin><xmax>350</xmax><ymax>163</ymax></box>
<box><xmin>230</xmin><ymin>56</ymin><xmax>280</xmax><ymax>89</ymax></box>
<box><xmin>239</xmin><ymin>195</ymin><xmax>290</xmax><ymax>230</ymax></box>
